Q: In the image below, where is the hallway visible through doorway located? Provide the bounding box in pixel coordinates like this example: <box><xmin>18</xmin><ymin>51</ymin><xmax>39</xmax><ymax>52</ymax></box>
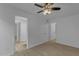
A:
<box><xmin>15</xmin><ymin>16</ymin><xmax>28</xmax><ymax>52</ymax></box>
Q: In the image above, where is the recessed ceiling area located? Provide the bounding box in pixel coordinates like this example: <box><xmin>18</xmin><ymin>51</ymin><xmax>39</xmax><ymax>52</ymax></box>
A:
<box><xmin>9</xmin><ymin>3</ymin><xmax>79</xmax><ymax>19</ymax></box>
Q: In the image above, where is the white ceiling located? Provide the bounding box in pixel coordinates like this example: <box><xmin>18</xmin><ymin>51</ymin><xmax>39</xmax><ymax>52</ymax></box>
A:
<box><xmin>9</xmin><ymin>3</ymin><xmax>79</xmax><ymax>19</ymax></box>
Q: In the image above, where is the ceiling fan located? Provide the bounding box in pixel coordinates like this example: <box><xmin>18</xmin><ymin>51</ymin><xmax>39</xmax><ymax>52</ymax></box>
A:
<box><xmin>34</xmin><ymin>3</ymin><xmax>61</xmax><ymax>15</ymax></box>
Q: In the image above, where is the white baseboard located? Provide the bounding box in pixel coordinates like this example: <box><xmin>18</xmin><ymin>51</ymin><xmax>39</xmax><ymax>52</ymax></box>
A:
<box><xmin>56</xmin><ymin>41</ymin><xmax>79</xmax><ymax>48</ymax></box>
<box><xmin>28</xmin><ymin>40</ymin><xmax>49</xmax><ymax>49</ymax></box>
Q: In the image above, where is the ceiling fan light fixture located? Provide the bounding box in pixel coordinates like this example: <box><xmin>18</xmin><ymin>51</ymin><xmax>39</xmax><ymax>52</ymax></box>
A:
<box><xmin>43</xmin><ymin>9</ymin><xmax>52</xmax><ymax>15</ymax></box>
<box><xmin>42</xmin><ymin>3</ymin><xmax>53</xmax><ymax>15</ymax></box>
<box><xmin>34</xmin><ymin>3</ymin><xmax>61</xmax><ymax>15</ymax></box>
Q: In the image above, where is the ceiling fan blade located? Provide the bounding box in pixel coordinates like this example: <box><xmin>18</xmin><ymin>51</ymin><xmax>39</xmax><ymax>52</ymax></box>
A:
<box><xmin>50</xmin><ymin>3</ymin><xmax>54</xmax><ymax>5</ymax></box>
<box><xmin>52</xmin><ymin>7</ymin><xmax>61</xmax><ymax>10</ymax></box>
<box><xmin>34</xmin><ymin>3</ymin><xmax>43</xmax><ymax>8</ymax></box>
<box><xmin>45</xmin><ymin>3</ymin><xmax>48</xmax><ymax>5</ymax></box>
<box><xmin>44</xmin><ymin>3</ymin><xmax>54</xmax><ymax>6</ymax></box>
<box><xmin>37</xmin><ymin>10</ymin><xmax>43</xmax><ymax>13</ymax></box>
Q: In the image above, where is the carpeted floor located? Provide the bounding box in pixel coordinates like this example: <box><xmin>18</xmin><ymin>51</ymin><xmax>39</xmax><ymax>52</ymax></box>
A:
<box><xmin>15</xmin><ymin>41</ymin><xmax>79</xmax><ymax>56</ymax></box>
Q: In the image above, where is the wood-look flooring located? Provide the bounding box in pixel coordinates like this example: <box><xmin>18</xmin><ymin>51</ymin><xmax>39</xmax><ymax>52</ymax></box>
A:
<box><xmin>15</xmin><ymin>41</ymin><xmax>79</xmax><ymax>56</ymax></box>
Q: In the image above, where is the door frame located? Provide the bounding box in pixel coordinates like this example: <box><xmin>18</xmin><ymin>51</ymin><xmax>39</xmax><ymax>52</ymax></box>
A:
<box><xmin>15</xmin><ymin>16</ymin><xmax>29</xmax><ymax>50</ymax></box>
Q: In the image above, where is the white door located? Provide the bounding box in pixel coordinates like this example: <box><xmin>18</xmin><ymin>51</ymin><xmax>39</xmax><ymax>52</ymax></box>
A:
<box><xmin>20</xmin><ymin>21</ymin><xmax>28</xmax><ymax>42</ymax></box>
<box><xmin>50</xmin><ymin>23</ymin><xmax>56</xmax><ymax>40</ymax></box>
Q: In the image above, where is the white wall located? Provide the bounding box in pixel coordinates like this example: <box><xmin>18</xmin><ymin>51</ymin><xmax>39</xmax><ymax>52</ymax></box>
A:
<box><xmin>50</xmin><ymin>14</ymin><xmax>79</xmax><ymax>48</ymax></box>
<box><xmin>28</xmin><ymin>17</ymin><xmax>49</xmax><ymax>48</ymax></box>
<box><xmin>0</xmin><ymin>4</ymin><xmax>16</xmax><ymax>56</ymax></box>
<box><xmin>0</xmin><ymin>18</ymin><xmax>15</xmax><ymax>56</ymax></box>
<box><xmin>0</xmin><ymin>4</ymin><xmax>48</xmax><ymax>55</ymax></box>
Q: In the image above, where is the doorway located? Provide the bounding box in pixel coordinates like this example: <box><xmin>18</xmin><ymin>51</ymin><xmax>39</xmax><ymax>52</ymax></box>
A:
<box><xmin>15</xmin><ymin>16</ymin><xmax>28</xmax><ymax>52</ymax></box>
<box><xmin>50</xmin><ymin>23</ymin><xmax>56</xmax><ymax>41</ymax></box>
